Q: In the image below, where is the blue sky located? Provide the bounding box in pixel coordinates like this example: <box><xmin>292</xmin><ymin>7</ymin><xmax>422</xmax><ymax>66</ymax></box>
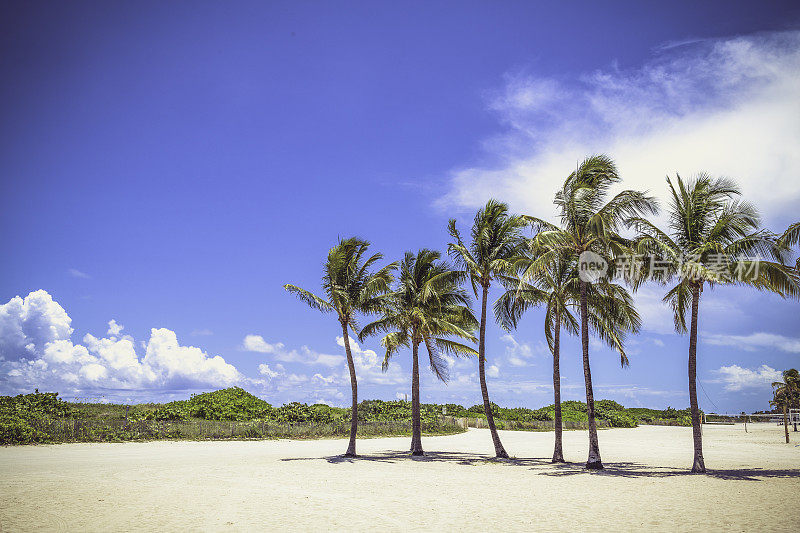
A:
<box><xmin>1</xmin><ymin>1</ymin><xmax>799</xmax><ymax>412</ymax></box>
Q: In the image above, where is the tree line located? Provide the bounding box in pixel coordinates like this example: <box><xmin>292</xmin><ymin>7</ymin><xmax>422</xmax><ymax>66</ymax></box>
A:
<box><xmin>285</xmin><ymin>155</ymin><xmax>800</xmax><ymax>472</ymax></box>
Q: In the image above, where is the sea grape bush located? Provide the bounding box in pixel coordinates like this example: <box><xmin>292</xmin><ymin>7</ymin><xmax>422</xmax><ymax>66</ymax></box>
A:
<box><xmin>0</xmin><ymin>390</ymin><xmax>73</xmax><ymax>444</ymax></box>
<box><xmin>0</xmin><ymin>388</ymin><xmax>694</xmax><ymax>444</ymax></box>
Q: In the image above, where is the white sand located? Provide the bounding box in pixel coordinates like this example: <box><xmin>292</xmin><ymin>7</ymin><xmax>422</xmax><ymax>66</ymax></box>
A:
<box><xmin>1</xmin><ymin>424</ymin><xmax>798</xmax><ymax>532</ymax></box>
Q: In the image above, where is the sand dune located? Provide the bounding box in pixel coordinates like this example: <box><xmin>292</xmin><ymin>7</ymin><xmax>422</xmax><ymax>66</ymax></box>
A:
<box><xmin>1</xmin><ymin>424</ymin><xmax>798</xmax><ymax>532</ymax></box>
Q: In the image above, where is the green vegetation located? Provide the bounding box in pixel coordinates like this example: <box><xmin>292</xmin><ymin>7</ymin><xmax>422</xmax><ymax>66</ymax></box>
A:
<box><xmin>0</xmin><ymin>390</ymin><xmax>73</xmax><ymax>444</ymax></box>
<box><xmin>2</xmin><ymin>388</ymin><xmax>694</xmax><ymax>445</ymax></box>
<box><xmin>438</xmin><ymin>399</ymin><xmax>689</xmax><ymax>429</ymax></box>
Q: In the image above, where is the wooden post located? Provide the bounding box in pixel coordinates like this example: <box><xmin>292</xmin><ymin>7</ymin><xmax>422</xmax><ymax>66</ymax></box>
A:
<box><xmin>783</xmin><ymin>405</ymin><xmax>789</xmax><ymax>444</ymax></box>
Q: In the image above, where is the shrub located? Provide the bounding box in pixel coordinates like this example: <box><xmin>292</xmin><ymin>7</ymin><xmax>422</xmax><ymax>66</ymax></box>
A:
<box><xmin>186</xmin><ymin>388</ymin><xmax>274</xmax><ymax>420</ymax></box>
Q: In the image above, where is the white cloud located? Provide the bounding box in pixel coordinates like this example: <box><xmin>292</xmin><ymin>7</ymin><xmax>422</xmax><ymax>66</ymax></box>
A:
<box><xmin>143</xmin><ymin>328</ymin><xmax>241</xmax><ymax>387</ymax></box>
<box><xmin>248</xmin><ymin>336</ymin><xmax>406</xmax><ymax>403</ymax></box>
<box><xmin>486</xmin><ymin>364</ymin><xmax>500</xmax><ymax>378</ymax></box>
<box><xmin>242</xmin><ymin>335</ymin><xmax>281</xmax><ymax>353</ymax></box>
<box><xmin>243</xmin><ymin>334</ymin><xmax>344</xmax><ymax>367</ymax></box>
<box><xmin>68</xmin><ymin>268</ymin><xmax>90</xmax><ymax>279</ymax></box>
<box><xmin>258</xmin><ymin>363</ymin><xmax>280</xmax><ymax>379</ymax></box>
<box><xmin>0</xmin><ymin>289</ymin><xmax>73</xmax><ymax>361</ymax></box>
<box><xmin>0</xmin><ymin>290</ymin><xmax>242</xmax><ymax>395</ymax></box>
<box><xmin>107</xmin><ymin>319</ymin><xmax>123</xmax><ymax>336</ymax></box>
<box><xmin>501</xmin><ymin>334</ymin><xmax>546</xmax><ymax>366</ymax></box>
<box><xmin>714</xmin><ymin>364</ymin><xmax>782</xmax><ymax>392</ymax></box>
<box><xmin>704</xmin><ymin>332</ymin><xmax>800</xmax><ymax>354</ymax></box>
<box><xmin>337</xmin><ymin>336</ymin><xmax>406</xmax><ymax>386</ymax></box>
<box><xmin>312</xmin><ymin>373</ymin><xmax>337</xmax><ymax>385</ymax></box>
<box><xmin>439</xmin><ymin>31</ymin><xmax>800</xmax><ymax>226</ymax></box>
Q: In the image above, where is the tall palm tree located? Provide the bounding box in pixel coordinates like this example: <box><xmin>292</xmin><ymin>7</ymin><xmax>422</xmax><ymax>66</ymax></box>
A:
<box><xmin>448</xmin><ymin>200</ymin><xmax>527</xmax><ymax>458</ymax></box>
<box><xmin>771</xmin><ymin>369</ymin><xmax>799</xmax><ymax>444</ymax></box>
<box><xmin>284</xmin><ymin>237</ymin><xmax>396</xmax><ymax>457</ymax></box>
<box><xmin>495</xmin><ymin>249</ymin><xmax>640</xmax><ymax>463</ymax></box>
<box><xmin>527</xmin><ymin>155</ymin><xmax>658</xmax><ymax>469</ymax></box>
<box><xmin>630</xmin><ymin>174</ymin><xmax>799</xmax><ymax>472</ymax></box>
<box><xmin>360</xmin><ymin>249</ymin><xmax>478</xmax><ymax>455</ymax></box>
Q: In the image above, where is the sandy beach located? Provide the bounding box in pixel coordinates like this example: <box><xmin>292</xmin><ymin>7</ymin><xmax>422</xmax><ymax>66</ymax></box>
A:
<box><xmin>1</xmin><ymin>424</ymin><xmax>798</xmax><ymax>532</ymax></box>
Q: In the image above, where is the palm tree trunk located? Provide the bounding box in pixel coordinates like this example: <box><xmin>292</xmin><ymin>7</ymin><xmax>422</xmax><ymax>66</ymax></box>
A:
<box><xmin>552</xmin><ymin>307</ymin><xmax>564</xmax><ymax>463</ymax></box>
<box><xmin>341</xmin><ymin>320</ymin><xmax>359</xmax><ymax>457</ymax></box>
<box><xmin>688</xmin><ymin>282</ymin><xmax>706</xmax><ymax>473</ymax></box>
<box><xmin>580</xmin><ymin>280</ymin><xmax>602</xmax><ymax>470</ymax></box>
<box><xmin>783</xmin><ymin>404</ymin><xmax>789</xmax><ymax>444</ymax></box>
<box><xmin>411</xmin><ymin>337</ymin><xmax>423</xmax><ymax>455</ymax></box>
<box><xmin>479</xmin><ymin>283</ymin><xmax>509</xmax><ymax>458</ymax></box>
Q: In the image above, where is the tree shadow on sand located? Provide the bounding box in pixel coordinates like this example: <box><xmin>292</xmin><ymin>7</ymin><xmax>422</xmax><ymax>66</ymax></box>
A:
<box><xmin>281</xmin><ymin>451</ymin><xmax>800</xmax><ymax>480</ymax></box>
<box><xmin>537</xmin><ymin>461</ymin><xmax>800</xmax><ymax>481</ymax></box>
<box><xmin>282</xmin><ymin>450</ymin><xmax>550</xmax><ymax>466</ymax></box>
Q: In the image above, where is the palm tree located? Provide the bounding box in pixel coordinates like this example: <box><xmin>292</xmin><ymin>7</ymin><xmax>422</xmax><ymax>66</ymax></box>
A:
<box><xmin>495</xmin><ymin>248</ymin><xmax>640</xmax><ymax>463</ymax></box>
<box><xmin>527</xmin><ymin>155</ymin><xmax>658</xmax><ymax>469</ymax></box>
<box><xmin>630</xmin><ymin>174</ymin><xmax>799</xmax><ymax>472</ymax></box>
<box><xmin>284</xmin><ymin>237</ymin><xmax>396</xmax><ymax>457</ymax></box>
<box><xmin>448</xmin><ymin>200</ymin><xmax>527</xmax><ymax>458</ymax></box>
<box><xmin>777</xmin><ymin>222</ymin><xmax>800</xmax><ymax>271</ymax></box>
<box><xmin>360</xmin><ymin>249</ymin><xmax>478</xmax><ymax>455</ymax></box>
<box><xmin>771</xmin><ymin>369</ymin><xmax>800</xmax><ymax>443</ymax></box>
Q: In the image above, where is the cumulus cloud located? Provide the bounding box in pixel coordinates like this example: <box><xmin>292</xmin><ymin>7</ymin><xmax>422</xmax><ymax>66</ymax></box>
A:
<box><xmin>0</xmin><ymin>290</ymin><xmax>242</xmax><ymax>395</ymax></box>
<box><xmin>336</xmin><ymin>336</ymin><xmax>407</xmax><ymax>386</ymax></box>
<box><xmin>0</xmin><ymin>289</ymin><xmax>74</xmax><ymax>362</ymax></box>
<box><xmin>258</xmin><ymin>363</ymin><xmax>282</xmax><ymax>379</ymax></box>
<box><xmin>242</xmin><ymin>334</ymin><xmax>344</xmax><ymax>367</ymax></box>
<box><xmin>704</xmin><ymin>332</ymin><xmax>800</xmax><ymax>354</ymax></box>
<box><xmin>107</xmin><ymin>319</ymin><xmax>123</xmax><ymax>336</ymax></box>
<box><xmin>248</xmin><ymin>335</ymin><xmax>406</xmax><ymax>404</ymax></box>
<box><xmin>714</xmin><ymin>364</ymin><xmax>782</xmax><ymax>392</ymax></box>
<box><xmin>438</xmin><ymin>31</ymin><xmax>800</xmax><ymax>226</ymax></box>
<box><xmin>501</xmin><ymin>334</ymin><xmax>546</xmax><ymax>366</ymax></box>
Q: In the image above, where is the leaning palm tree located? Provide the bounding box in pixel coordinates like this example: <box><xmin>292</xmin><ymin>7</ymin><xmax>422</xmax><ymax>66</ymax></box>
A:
<box><xmin>630</xmin><ymin>174</ymin><xmax>799</xmax><ymax>472</ymax></box>
<box><xmin>771</xmin><ymin>369</ymin><xmax>799</xmax><ymax>444</ymax></box>
<box><xmin>284</xmin><ymin>237</ymin><xmax>396</xmax><ymax>457</ymax></box>
<box><xmin>496</xmin><ymin>248</ymin><xmax>639</xmax><ymax>462</ymax></box>
<box><xmin>360</xmin><ymin>249</ymin><xmax>478</xmax><ymax>455</ymax></box>
<box><xmin>526</xmin><ymin>155</ymin><xmax>657</xmax><ymax>469</ymax></box>
<box><xmin>448</xmin><ymin>200</ymin><xmax>527</xmax><ymax>458</ymax></box>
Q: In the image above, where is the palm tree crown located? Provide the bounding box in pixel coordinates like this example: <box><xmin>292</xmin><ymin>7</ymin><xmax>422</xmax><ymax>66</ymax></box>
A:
<box><xmin>497</xmin><ymin>249</ymin><xmax>640</xmax><ymax>367</ymax></box>
<box><xmin>772</xmin><ymin>369</ymin><xmax>800</xmax><ymax>409</ymax></box>
<box><xmin>630</xmin><ymin>174</ymin><xmax>798</xmax><ymax>330</ymax></box>
<box><xmin>361</xmin><ymin>249</ymin><xmax>478</xmax><ymax>380</ymax></box>
<box><xmin>447</xmin><ymin>199</ymin><xmax>528</xmax><ymax>293</ymax></box>
<box><xmin>284</xmin><ymin>237</ymin><xmax>396</xmax><ymax>328</ymax></box>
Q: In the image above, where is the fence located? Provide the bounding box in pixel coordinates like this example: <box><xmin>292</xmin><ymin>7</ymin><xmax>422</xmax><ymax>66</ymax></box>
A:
<box><xmin>441</xmin><ymin>416</ymin><xmax>610</xmax><ymax>431</ymax></box>
<box><xmin>27</xmin><ymin>418</ymin><xmax>460</xmax><ymax>443</ymax></box>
